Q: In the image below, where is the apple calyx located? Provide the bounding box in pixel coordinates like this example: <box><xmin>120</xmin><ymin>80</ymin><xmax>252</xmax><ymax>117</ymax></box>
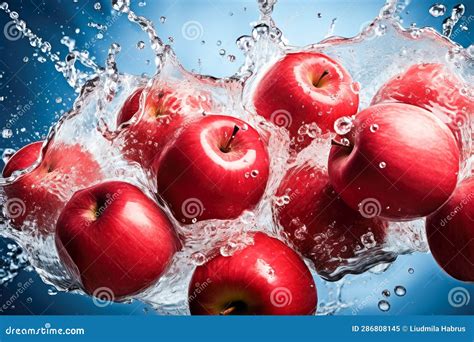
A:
<box><xmin>313</xmin><ymin>70</ymin><xmax>329</xmax><ymax>88</ymax></box>
<box><xmin>220</xmin><ymin>125</ymin><xmax>240</xmax><ymax>153</ymax></box>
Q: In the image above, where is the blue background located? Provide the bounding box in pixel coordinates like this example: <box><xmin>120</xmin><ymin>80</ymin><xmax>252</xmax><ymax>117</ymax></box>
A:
<box><xmin>0</xmin><ymin>0</ymin><xmax>473</xmax><ymax>315</ymax></box>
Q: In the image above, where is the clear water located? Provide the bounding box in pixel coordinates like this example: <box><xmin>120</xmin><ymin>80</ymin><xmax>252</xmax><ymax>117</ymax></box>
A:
<box><xmin>0</xmin><ymin>0</ymin><xmax>472</xmax><ymax>315</ymax></box>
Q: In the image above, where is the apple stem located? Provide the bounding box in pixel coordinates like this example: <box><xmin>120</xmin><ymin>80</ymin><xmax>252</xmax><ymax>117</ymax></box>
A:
<box><xmin>314</xmin><ymin>70</ymin><xmax>329</xmax><ymax>88</ymax></box>
<box><xmin>219</xmin><ymin>306</ymin><xmax>236</xmax><ymax>315</ymax></box>
<box><xmin>221</xmin><ymin>125</ymin><xmax>240</xmax><ymax>153</ymax></box>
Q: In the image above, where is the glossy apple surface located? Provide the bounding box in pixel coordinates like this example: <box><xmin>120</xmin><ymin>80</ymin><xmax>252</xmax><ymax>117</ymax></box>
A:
<box><xmin>56</xmin><ymin>181</ymin><xmax>180</xmax><ymax>299</ymax></box>
<box><xmin>274</xmin><ymin>162</ymin><xmax>387</xmax><ymax>278</ymax></box>
<box><xmin>328</xmin><ymin>103</ymin><xmax>460</xmax><ymax>220</ymax></box>
<box><xmin>188</xmin><ymin>232</ymin><xmax>317</xmax><ymax>315</ymax></box>
<box><xmin>156</xmin><ymin>115</ymin><xmax>270</xmax><ymax>224</ymax></box>
<box><xmin>372</xmin><ymin>63</ymin><xmax>473</xmax><ymax>147</ymax></box>
<box><xmin>426</xmin><ymin>177</ymin><xmax>474</xmax><ymax>282</ymax></box>
<box><xmin>2</xmin><ymin>141</ymin><xmax>102</xmax><ymax>232</ymax></box>
<box><xmin>253</xmin><ymin>52</ymin><xmax>359</xmax><ymax>151</ymax></box>
<box><xmin>117</xmin><ymin>83</ymin><xmax>212</xmax><ymax>168</ymax></box>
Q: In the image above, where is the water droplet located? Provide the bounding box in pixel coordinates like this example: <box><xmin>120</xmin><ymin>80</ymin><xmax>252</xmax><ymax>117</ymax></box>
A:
<box><xmin>219</xmin><ymin>49</ymin><xmax>226</xmax><ymax>56</ymax></box>
<box><xmin>334</xmin><ymin>116</ymin><xmax>353</xmax><ymax>135</ymax></box>
<box><xmin>136</xmin><ymin>41</ymin><xmax>145</xmax><ymax>49</ymax></box>
<box><xmin>216</xmin><ymin>40</ymin><xmax>222</xmax><ymax>46</ymax></box>
<box><xmin>47</xmin><ymin>288</ymin><xmax>58</xmax><ymax>296</ymax></box>
<box><xmin>370</xmin><ymin>124</ymin><xmax>379</xmax><ymax>132</ymax></box>
<box><xmin>191</xmin><ymin>252</ymin><xmax>207</xmax><ymax>266</ymax></box>
<box><xmin>93</xmin><ymin>2</ymin><xmax>102</xmax><ymax>10</ymax></box>
<box><xmin>250</xmin><ymin>170</ymin><xmax>259</xmax><ymax>178</ymax></box>
<box><xmin>160</xmin><ymin>16</ymin><xmax>166</xmax><ymax>24</ymax></box>
<box><xmin>2</xmin><ymin>148</ymin><xmax>16</xmax><ymax>163</ymax></box>
<box><xmin>55</xmin><ymin>97</ymin><xmax>62</xmax><ymax>104</ymax></box>
<box><xmin>408</xmin><ymin>268</ymin><xmax>414</xmax><ymax>274</ymax></box>
<box><xmin>382</xmin><ymin>289</ymin><xmax>391</xmax><ymax>297</ymax></box>
<box><xmin>379</xmin><ymin>162</ymin><xmax>386</xmax><ymax>169</ymax></box>
<box><xmin>429</xmin><ymin>3</ymin><xmax>446</xmax><ymax>17</ymax></box>
<box><xmin>378</xmin><ymin>300</ymin><xmax>390</xmax><ymax>312</ymax></box>
<box><xmin>394</xmin><ymin>285</ymin><xmax>406</xmax><ymax>296</ymax></box>
<box><xmin>2</xmin><ymin>129</ymin><xmax>12</xmax><ymax>139</ymax></box>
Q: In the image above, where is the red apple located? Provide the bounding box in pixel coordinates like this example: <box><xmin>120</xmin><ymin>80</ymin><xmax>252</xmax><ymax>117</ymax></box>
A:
<box><xmin>328</xmin><ymin>103</ymin><xmax>460</xmax><ymax>220</ymax></box>
<box><xmin>117</xmin><ymin>82</ymin><xmax>212</xmax><ymax>168</ymax></box>
<box><xmin>274</xmin><ymin>162</ymin><xmax>387</xmax><ymax>278</ymax></box>
<box><xmin>253</xmin><ymin>52</ymin><xmax>359</xmax><ymax>151</ymax></box>
<box><xmin>155</xmin><ymin>115</ymin><xmax>270</xmax><ymax>224</ymax></box>
<box><xmin>2</xmin><ymin>141</ymin><xmax>102</xmax><ymax>232</ymax></box>
<box><xmin>372</xmin><ymin>63</ymin><xmax>474</xmax><ymax>148</ymax></box>
<box><xmin>55</xmin><ymin>181</ymin><xmax>180</xmax><ymax>299</ymax></box>
<box><xmin>188</xmin><ymin>232</ymin><xmax>317</xmax><ymax>315</ymax></box>
<box><xmin>426</xmin><ymin>177</ymin><xmax>474</xmax><ymax>282</ymax></box>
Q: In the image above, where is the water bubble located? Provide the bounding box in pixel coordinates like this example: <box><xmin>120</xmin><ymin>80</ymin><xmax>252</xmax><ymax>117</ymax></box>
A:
<box><xmin>160</xmin><ymin>16</ymin><xmax>166</xmax><ymax>24</ymax></box>
<box><xmin>334</xmin><ymin>116</ymin><xmax>353</xmax><ymax>135</ymax></box>
<box><xmin>379</xmin><ymin>162</ymin><xmax>386</xmax><ymax>169</ymax></box>
<box><xmin>219</xmin><ymin>49</ymin><xmax>226</xmax><ymax>56</ymax></box>
<box><xmin>382</xmin><ymin>289</ymin><xmax>391</xmax><ymax>297</ymax></box>
<box><xmin>138</xmin><ymin>1</ymin><xmax>147</xmax><ymax>7</ymax></box>
<box><xmin>55</xmin><ymin>97</ymin><xmax>62</xmax><ymax>104</ymax></box>
<box><xmin>394</xmin><ymin>285</ymin><xmax>406</xmax><ymax>296</ymax></box>
<box><xmin>250</xmin><ymin>170</ymin><xmax>259</xmax><ymax>178</ymax></box>
<box><xmin>47</xmin><ymin>288</ymin><xmax>58</xmax><ymax>296</ymax></box>
<box><xmin>408</xmin><ymin>268</ymin><xmax>414</xmax><ymax>274</ymax></box>
<box><xmin>191</xmin><ymin>252</ymin><xmax>207</xmax><ymax>266</ymax></box>
<box><xmin>2</xmin><ymin>148</ymin><xmax>16</xmax><ymax>163</ymax></box>
<box><xmin>429</xmin><ymin>4</ymin><xmax>446</xmax><ymax>17</ymax></box>
<box><xmin>2</xmin><ymin>129</ymin><xmax>13</xmax><ymax>139</ymax></box>
<box><xmin>137</xmin><ymin>41</ymin><xmax>145</xmax><ymax>49</ymax></box>
<box><xmin>370</xmin><ymin>124</ymin><xmax>379</xmax><ymax>132</ymax></box>
<box><xmin>216</xmin><ymin>40</ymin><xmax>222</xmax><ymax>46</ymax></box>
<box><xmin>112</xmin><ymin>0</ymin><xmax>130</xmax><ymax>12</ymax></box>
<box><xmin>378</xmin><ymin>300</ymin><xmax>390</xmax><ymax>312</ymax></box>
<box><xmin>93</xmin><ymin>2</ymin><xmax>102</xmax><ymax>10</ymax></box>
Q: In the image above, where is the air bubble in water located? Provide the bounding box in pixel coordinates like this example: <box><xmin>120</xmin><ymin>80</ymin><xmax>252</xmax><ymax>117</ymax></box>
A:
<box><xmin>394</xmin><ymin>285</ymin><xmax>406</xmax><ymax>296</ymax></box>
<box><xmin>382</xmin><ymin>289</ymin><xmax>390</xmax><ymax>297</ymax></box>
<box><xmin>378</xmin><ymin>300</ymin><xmax>390</xmax><ymax>312</ymax></box>
<box><xmin>160</xmin><ymin>16</ymin><xmax>166</xmax><ymax>24</ymax></box>
<box><xmin>137</xmin><ymin>41</ymin><xmax>145</xmax><ymax>49</ymax></box>
<box><xmin>408</xmin><ymin>268</ymin><xmax>414</xmax><ymax>274</ymax></box>
<box><xmin>379</xmin><ymin>162</ymin><xmax>386</xmax><ymax>169</ymax></box>
<box><xmin>55</xmin><ymin>97</ymin><xmax>62</xmax><ymax>104</ymax></box>
<box><xmin>219</xmin><ymin>49</ymin><xmax>226</xmax><ymax>56</ymax></box>
<box><xmin>429</xmin><ymin>4</ymin><xmax>446</xmax><ymax>17</ymax></box>
<box><xmin>93</xmin><ymin>2</ymin><xmax>101</xmax><ymax>11</ymax></box>
<box><xmin>334</xmin><ymin>116</ymin><xmax>353</xmax><ymax>135</ymax></box>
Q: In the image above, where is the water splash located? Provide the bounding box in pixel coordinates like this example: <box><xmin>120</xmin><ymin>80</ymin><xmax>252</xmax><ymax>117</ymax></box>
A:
<box><xmin>0</xmin><ymin>0</ymin><xmax>472</xmax><ymax>316</ymax></box>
